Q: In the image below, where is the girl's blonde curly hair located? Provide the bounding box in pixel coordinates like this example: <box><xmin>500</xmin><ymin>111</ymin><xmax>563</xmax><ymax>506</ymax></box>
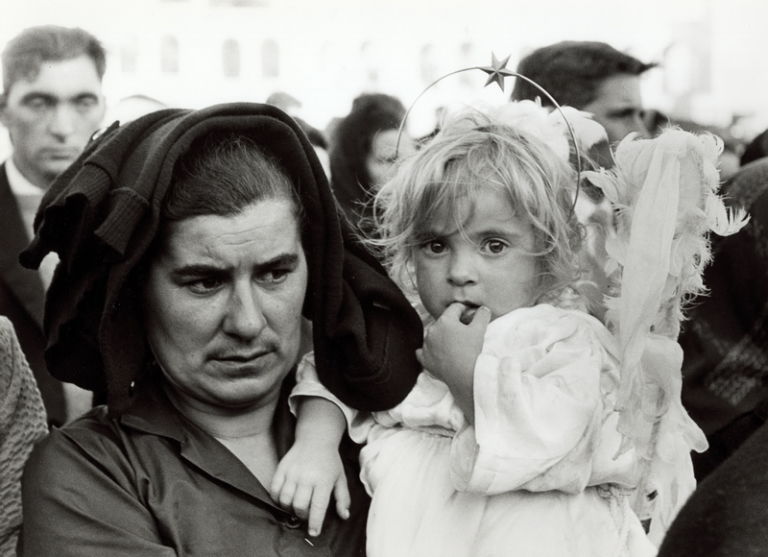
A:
<box><xmin>370</xmin><ymin>110</ymin><xmax>585</xmax><ymax>305</ymax></box>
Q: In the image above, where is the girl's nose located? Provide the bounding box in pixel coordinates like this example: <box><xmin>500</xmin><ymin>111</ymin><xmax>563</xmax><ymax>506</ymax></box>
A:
<box><xmin>447</xmin><ymin>250</ymin><xmax>476</xmax><ymax>286</ymax></box>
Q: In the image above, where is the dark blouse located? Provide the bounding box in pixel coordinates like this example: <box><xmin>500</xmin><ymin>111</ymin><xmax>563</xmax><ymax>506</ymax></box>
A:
<box><xmin>20</xmin><ymin>377</ymin><xmax>369</xmax><ymax>557</ymax></box>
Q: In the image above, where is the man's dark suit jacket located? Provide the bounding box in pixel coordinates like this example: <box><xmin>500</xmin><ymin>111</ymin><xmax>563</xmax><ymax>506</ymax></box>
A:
<box><xmin>0</xmin><ymin>162</ymin><xmax>66</xmax><ymax>426</ymax></box>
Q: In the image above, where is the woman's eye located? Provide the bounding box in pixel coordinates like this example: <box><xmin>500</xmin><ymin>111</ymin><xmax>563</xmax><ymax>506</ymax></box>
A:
<box><xmin>482</xmin><ymin>239</ymin><xmax>508</xmax><ymax>255</ymax></box>
<box><xmin>187</xmin><ymin>277</ymin><xmax>223</xmax><ymax>294</ymax></box>
<box><xmin>257</xmin><ymin>269</ymin><xmax>289</xmax><ymax>284</ymax></box>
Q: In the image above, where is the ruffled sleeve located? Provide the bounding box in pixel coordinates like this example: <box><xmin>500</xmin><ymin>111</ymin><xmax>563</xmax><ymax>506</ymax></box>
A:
<box><xmin>450</xmin><ymin>305</ymin><xmax>617</xmax><ymax>495</ymax></box>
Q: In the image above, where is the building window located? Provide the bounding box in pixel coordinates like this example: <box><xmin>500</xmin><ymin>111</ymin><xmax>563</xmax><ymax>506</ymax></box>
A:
<box><xmin>161</xmin><ymin>36</ymin><xmax>179</xmax><ymax>74</ymax></box>
<box><xmin>420</xmin><ymin>43</ymin><xmax>437</xmax><ymax>83</ymax></box>
<box><xmin>211</xmin><ymin>0</ymin><xmax>266</xmax><ymax>5</ymax></box>
<box><xmin>459</xmin><ymin>41</ymin><xmax>475</xmax><ymax>85</ymax></box>
<box><xmin>222</xmin><ymin>39</ymin><xmax>241</xmax><ymax>77</ymax></box>
<box><xmin>262</xmin><ymin>39</ymin><xmax>279</xmax><ymax>78</ymax></box>
<box><xmin>121</xmin><ymin>39</ymin><xmax>138</xmax><ymax>73</ymax></box>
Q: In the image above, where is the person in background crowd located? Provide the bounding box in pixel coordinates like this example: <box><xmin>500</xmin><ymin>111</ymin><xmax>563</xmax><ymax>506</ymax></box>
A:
<box><xmin>0</xmin><ymin>25</ymin><xmax>106</xmax><ymax>426</ymax></box>
<box><xmin>677</xmin><ymin>157</ymin><xmax>768</xmax><ymax>479</ymax></box>
<box><xmin>0</xmin><ymin>316</ymin><xmax>47</xmax><ymax>557</ymax></box>
<box><xmin>329</xmin><ymin>92</ymin><xmax>414</xmax><ymax>237</ymax></box>
<box><xmin>657</xmin><ymin>397</ymin><xmax>768</xmax><ymax>556</ymax></box>
<box><xmin>511</xmin><ymin>40</ymin><xmax>655</xmax><ymax>144</ymax></box>
<box><xmin>20</xmin><ymin>103</ymin><xmax>422</xmax><ymax>556</ymax></box>
<box><xmin>510</xmin><ymin>41</ymin><xmax>656</xmax><ymax>311</ymax></box>
<box><xmin>740</xmin><ymin>127</ymin><xmax>768</xmax><ymax>166</ymax></box>
<box><xmin>295</xmin><ymin>116</ymin><xmax>331</xmax><ymax>177</ymax></box>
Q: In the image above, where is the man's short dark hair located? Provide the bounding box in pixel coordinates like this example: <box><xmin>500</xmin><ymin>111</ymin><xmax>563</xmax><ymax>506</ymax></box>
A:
<box><xmin>1</xmin><ymin>25</ymin><xmax>106</xmax><ymax>93</ymax></box>
<box><xmin>511</xmin><ymin>41</ymin><xmax>655</xmax><ymax>109</ymax></box>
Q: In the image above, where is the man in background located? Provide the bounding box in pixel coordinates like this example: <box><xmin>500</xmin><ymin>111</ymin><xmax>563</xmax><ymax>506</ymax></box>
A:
<box><xmin>0</xmin><ymin>25</ymin><xmax>106</xmax><ymax>426</ymax></box>
<box><xmin>511</xmin><ymin>40</ymin><xmax>655</xmax><ymax>143</ymax></box>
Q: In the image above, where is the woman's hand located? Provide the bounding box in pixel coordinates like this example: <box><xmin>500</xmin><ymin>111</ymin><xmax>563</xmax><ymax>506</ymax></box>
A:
<box><xmin>417</xmin><ymin>303</ymin><xmax>491</xmax><ymax>423</ymax></box>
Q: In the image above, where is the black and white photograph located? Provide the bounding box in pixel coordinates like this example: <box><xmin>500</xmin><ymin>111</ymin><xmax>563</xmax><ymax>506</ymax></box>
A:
<box><xmin>1</xmin><ymin>1</ymin><xmax>767</xmax><ymax>555</ymax></box>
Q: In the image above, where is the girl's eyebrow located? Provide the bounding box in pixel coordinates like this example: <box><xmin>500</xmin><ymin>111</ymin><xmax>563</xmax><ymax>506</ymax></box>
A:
<box><xmin>473</xmin><ymin>226</ymin><xmax>523</xmax><ymax>239</ymax></box>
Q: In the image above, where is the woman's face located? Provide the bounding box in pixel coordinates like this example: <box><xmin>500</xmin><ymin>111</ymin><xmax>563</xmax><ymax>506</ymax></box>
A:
<box><xmin>365</xmin><ymin>129</ymin><xmax>414</xmax><ymax>188</ymax></box>
<box><xmin>143</xmin><ymin>198</ymin><xmax>308</xmax><ymax>414</ymax></box>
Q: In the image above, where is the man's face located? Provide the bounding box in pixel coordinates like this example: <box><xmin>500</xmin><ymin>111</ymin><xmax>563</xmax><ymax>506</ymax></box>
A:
<box><xmin>0</xmin><ymin>54</ymin><xmax>105</xmax><ymax>189</ymax></box>
<box><xmin>143</xmin><ymin>198</ymin><xmax>308</xmax><ymax>414</ymax></box>
<box><xmin>581</xmin><ymin>73</ymin><xmax>648</xmax><ymax>144</ymax></box>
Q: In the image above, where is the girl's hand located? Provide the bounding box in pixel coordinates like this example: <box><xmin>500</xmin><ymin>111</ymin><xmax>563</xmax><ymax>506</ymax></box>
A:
<box><xmin>416</xmin><ymin>303</ymin><xmax>491</xmax><ymax>423</ymax></box>
<box><xmin>270</xmin><ymin>440</ymin><xmax>351</xmax><ymax>537</ymax></box>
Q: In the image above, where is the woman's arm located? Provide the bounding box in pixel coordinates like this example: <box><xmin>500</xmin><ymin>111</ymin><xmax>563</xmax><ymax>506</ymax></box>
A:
<box><xmin>21</xmin><ymin>428</ymin><xmax>175</xmax><ymax>557</ymax></box>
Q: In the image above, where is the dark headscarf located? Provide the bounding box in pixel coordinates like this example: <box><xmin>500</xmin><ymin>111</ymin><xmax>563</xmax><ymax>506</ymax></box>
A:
<box><xmin>20</xmin><ymin>103</ymin><xmax>422</xmax><ymax>415</ymax></box>
<box><xmin>329</xmin><ymin>93</ymin><xmax>405</xmax><ymax>234</ymax></box>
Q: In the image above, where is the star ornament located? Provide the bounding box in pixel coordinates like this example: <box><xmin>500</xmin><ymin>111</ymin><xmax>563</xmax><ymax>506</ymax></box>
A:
<box><xmin>479</xmin><ymin>54</ymin><xmax>515</xmax><ymax>92</ymax></box>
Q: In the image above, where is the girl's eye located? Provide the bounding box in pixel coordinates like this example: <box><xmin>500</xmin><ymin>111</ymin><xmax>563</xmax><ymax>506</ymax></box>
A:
<box><xmin>423</xmin><ymin>240</ymin><xmax>447</xmax><ymax>255</ymax></box>
<box><xmin>481</xmin><ymin>239</ymin><xmax>509</xmax><ymax>255</ymax></box>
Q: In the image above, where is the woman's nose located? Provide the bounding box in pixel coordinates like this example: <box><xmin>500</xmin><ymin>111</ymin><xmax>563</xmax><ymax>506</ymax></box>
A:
<box><xmin>223</xmin><ymin>283</ymin><xmax>267</xmax><ymax>340</ymax></box>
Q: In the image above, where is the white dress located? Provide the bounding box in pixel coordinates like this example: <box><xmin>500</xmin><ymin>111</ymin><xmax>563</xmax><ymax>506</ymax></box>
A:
<box><xmin>293</xmin><ymin>304</ymin><xmax>657</xmax><ymax>557</ymax></box>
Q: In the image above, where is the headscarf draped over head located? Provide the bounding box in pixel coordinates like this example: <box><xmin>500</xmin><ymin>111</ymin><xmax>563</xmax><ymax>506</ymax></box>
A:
<box><xmin>20</xmin><ymin>103</ymin><xmax>422</xmax><ymax>415</ymax></box>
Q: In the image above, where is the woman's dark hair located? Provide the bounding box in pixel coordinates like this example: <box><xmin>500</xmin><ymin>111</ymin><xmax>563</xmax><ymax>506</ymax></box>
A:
<box><xmin>329</xmin><ymin>93</ymin><xmax>405</xmax><ymax>234</ymax></box>
<box><xmin>163</xmin><ymin>131</ymin><xmax>300</xmax><ymax>222</ymax></box>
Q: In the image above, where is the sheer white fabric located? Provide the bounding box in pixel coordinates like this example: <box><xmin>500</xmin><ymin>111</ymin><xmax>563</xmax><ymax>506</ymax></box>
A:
<box><xmin>292</xmin><ymin>305</ymin><xmax>657</xmax><ymax>557</ymax></box>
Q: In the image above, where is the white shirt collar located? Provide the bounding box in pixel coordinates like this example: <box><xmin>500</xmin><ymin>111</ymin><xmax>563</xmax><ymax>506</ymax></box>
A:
<box><xmin>5</xmin><ymin>157</ymin><xmax>44</xmax><ymax>196</ymax></box>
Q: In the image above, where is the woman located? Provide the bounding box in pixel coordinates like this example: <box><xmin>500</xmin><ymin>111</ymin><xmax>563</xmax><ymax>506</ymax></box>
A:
<box><xmin>329</xmin><ymin>93</ymin><xmax>414</xmax><ymax>236</ymax></box>
<box><xmin>19</xmin><ymin>103</ymin><xmax>422</xmax><ymax>556</ymax></box>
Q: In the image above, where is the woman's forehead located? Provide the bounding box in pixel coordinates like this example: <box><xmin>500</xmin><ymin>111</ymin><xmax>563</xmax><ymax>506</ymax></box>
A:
<box><xmin>158</xmin><ymin>199</ymin><xmax>302</xmax><ymax>262</ymax></box>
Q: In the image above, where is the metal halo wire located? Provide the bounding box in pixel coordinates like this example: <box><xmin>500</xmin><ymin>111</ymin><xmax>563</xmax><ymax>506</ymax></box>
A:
<box><xmin>394</xmin><ymin>67</ymin><xmax>583</xmax><ymax>214</ymax></box>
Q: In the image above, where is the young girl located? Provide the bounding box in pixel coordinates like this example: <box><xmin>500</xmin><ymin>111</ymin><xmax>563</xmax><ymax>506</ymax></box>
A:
<box><xmin>271</xmin><ymin>106</ymin><xmax>728</xmax><ymax>556</ymax></box>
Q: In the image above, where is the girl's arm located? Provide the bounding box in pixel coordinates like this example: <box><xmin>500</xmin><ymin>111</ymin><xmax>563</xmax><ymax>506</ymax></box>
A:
<box><xmin>450</xmin><ymin>308</ymin><xmax>609</xmax><ymax>495</ymax></box>
<box><xmin>270</xmin><ymin>396</ymin><xmax>350</xmax><ymax>537</ymax></box>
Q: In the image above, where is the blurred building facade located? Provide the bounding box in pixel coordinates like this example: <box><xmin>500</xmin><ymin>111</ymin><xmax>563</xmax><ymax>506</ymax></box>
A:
<box><xmin>1</xmin><ymin>0</ymin><xmax>766</xmax><ymax>139</ymax></box>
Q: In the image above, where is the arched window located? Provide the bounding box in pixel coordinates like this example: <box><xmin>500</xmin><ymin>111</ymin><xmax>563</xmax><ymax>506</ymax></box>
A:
<box><xmin>459</xmin><ymin>41</ymin><xmax>474</xmax><ymax>85</ymax></box>
<box><xmin>222</xmin><ymin>39</ymin><xmax>241</xmax><ymax>78</ymax></box>
<box><xmin>361</xmin><ymin>40</ymin><xmax>379</xmax><ymax>85</ymax></box>
<box><xmin>161</xmin><ymin>36</ymin><xmax>179</xmax><ymax>74</ymax></box>
<box><xmin>262</xmin><ymin>39</ymin><xmax>279</xmax><ymax>78</ymax></box>
<box><xmin>121</xmin><ymin>38</ymin><xmax>138</xmax><ymax>73</ymax></box>
<box><xmin>419</xmin><ymin>43</ymin><xmax>437</xmax><ymax>83</ymax></box>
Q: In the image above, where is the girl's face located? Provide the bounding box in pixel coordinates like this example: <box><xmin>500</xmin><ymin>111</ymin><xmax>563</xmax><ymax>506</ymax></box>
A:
<box><xmin>413</xmin><ymin>188</ymin><xmax>538</xmax><ymax>322</ymax></box>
